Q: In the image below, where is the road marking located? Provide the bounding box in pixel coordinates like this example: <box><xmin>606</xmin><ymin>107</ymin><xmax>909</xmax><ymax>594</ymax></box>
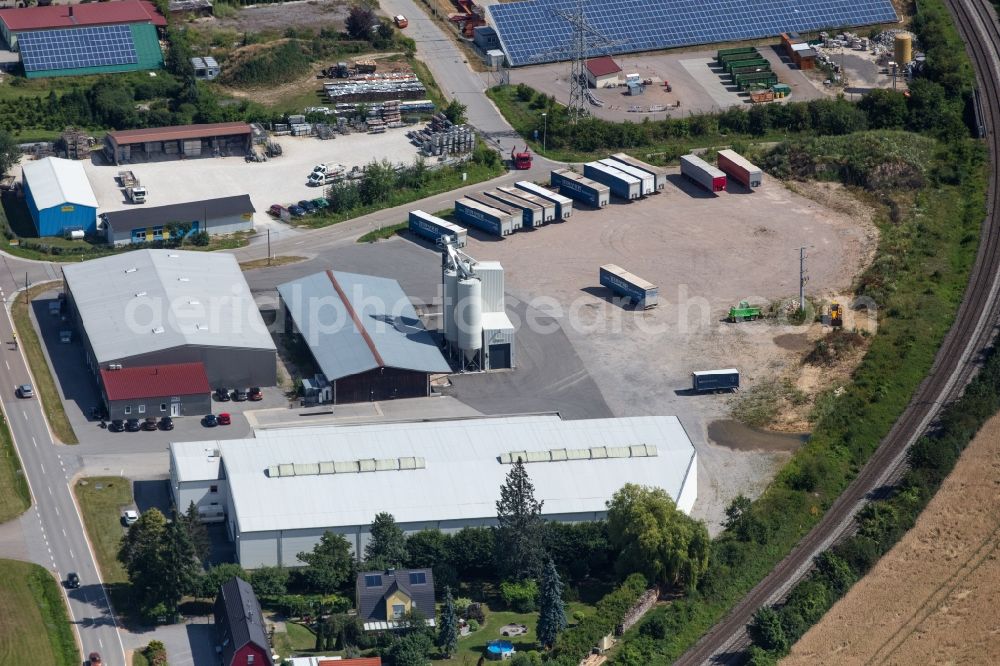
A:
<box><xmin>61</xmin><ymin>528</ymin><xmax>66</xmax><ymax>537</ymax></box>
<box><xmin>69</xmin><ymin>548</ymin><xmax>73</xmax><ymax>559</ymax></box>
<box><xmin>99</xmin><ymin>638</ymin><xmax>104</xmax><ymax>648</ymax></box>
<box><xmin>3</xmin><ymin>360</ymin><xmax>7</xmax><ymax>370</ymax></box>
<box><xmin>21</xmin><ymin>410</ymin><xmax>26</xmax><ymax>420</ymax></box>
<box><xmin>40</xmin><ymin>463</ymin><xmax>44</xmax><ymax>473</ymax></box>
<box><xmin>54</xmin><ymin>506</ymin><xmax>59</xmax><ymax>516</ymax></box>
<box><xmin>46</xmin><ymin>485</ymin><xmax>51</xmax><ymax>494</ymax></box>
<box><xmin>31</xmin><ymin>436</ymin><xmax>36</xmax><ymax>447</ymax></box>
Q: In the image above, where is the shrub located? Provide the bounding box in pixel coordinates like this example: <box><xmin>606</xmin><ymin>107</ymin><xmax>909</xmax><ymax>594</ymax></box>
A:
<box><xmin>468</xmin><ymin>619</ymin><xmax>480</xmax><ymax>632</ymax></box>
<box><xmin>464</xmin><ymin>601</ymin><xmax>486</xmax><ymax>624</ymax></box>
<box><xmin>500</xmin><ymin>579</ymin><xmax>538</xmax><ymax>612</ymax></box>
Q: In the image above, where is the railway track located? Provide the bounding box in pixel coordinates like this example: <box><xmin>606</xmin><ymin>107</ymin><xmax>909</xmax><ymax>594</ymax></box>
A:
<box><xmin>675</xmin><ymin>0</ymin><xmax>1000</xmax><ymax>662</ymax></box>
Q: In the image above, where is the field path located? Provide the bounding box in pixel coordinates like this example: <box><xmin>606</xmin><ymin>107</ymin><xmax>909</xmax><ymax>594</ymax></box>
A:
<box><xmin>784</xmin><ymin>413</ymin><xmax>1000</xmax><ymax>665</ymax></box>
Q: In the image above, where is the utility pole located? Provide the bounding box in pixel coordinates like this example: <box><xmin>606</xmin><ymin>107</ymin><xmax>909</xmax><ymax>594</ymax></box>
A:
<box><xmin>267</xmin><ymin>228</ymin><xmax>271</xmax><ymax>266</ymax></box>
<box><xmin>798</xmin><ymin>247</ymin><xmax>807</xmax><ymax>312</ymax></box>
<box><xmin>541</xmin><ymin>112</ymin><xmax>547</xmax><ymax>154</ymax></box>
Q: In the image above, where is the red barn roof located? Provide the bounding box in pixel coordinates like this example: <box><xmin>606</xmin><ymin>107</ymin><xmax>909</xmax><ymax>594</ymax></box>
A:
<box><xmin>585</xmin><ymin>56</ymin><xmax>622</xmax><ymax>78</ymax></box>
<box><xmin>100</xmin><ymin>362</ymin><xmax>210</xmax><ymax>401</ymax></box>
<box><xmin>107</xmin><ymin>122</ymin><xmax>254</xmax><ymax>146</ymax></box>
<box><xmin>0</xmin><ymin>0</ymin><xmax>166</xmax><ymax>32</ymax></box>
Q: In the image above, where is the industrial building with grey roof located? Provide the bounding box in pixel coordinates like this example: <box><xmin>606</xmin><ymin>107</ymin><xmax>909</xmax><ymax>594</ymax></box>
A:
<box><xmin>168</xmin><ymin>413</ymin><xmax>698</xmax><ymax>568</ymax></box>
<box><xmin>63</xmin><ymin>249</ymin><xmax>276</xmax><ymax>389</ymax></box>
<box><xmin>277</xmin><ymin>270</ymin><xmax>450</xmax><ymax>404</ymax></box>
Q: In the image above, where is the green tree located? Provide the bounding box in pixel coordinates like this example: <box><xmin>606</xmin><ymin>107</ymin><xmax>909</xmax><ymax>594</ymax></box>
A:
<box><xmin>446</xmin><ymin>526</ymin><xmax>494</xmax><ymax>578</ymax></box>
<box><xmin>297</xmin><ymin>531</ymin><xmax>355</xmax><ymax>593</ymax></box>
<box><xmin>436</xmin><ymin>586</ymin><xmax>459</xmax><ymax>658</ymax></box>
<box><xmin>405</xmin><ymin>529</ymin><xmax>450</xmax><ymax>569</ymax></box>
<box><xmin>536</xmin><ymin>560</ymin><xmax>567</xmax><ymax>649</ymax></box>
<box><xmin>159</xmin><ymin>514</ymin><xmax>201</xmax><ymax>615</ymax></box>
<box><xmin>249</xmin><ymin>566</ymin><xmax>289</xmax><ymax>597</ymax></box>
<box><xmin>443</xmin><ymin>99</ymin><xmax>467</xmax><ymax>125</ymax></box>
<box><xmin>858</xmin><ymin>89</ymin><xmax>908</xmax><ymax>129</ymax></box>
<box><xmin>748</xmin><ymin>606</ymin><xmax>788</xmax><ymax>653</ymax></box>
<box><xmin>182</xmin><ymin>501</ymin><xmax>211</xmax><ymax>563</ymax></box>
<box><xmin>494</xmin><ymin>457</ymin><xmax>545</xmax><ymax>580</ymax></box>
<box><xmin>199</xmin><ymin>562</ymin><xmax>247</xmax><ymax>598</ymax></box>
<box><xmin>722</xmin><ymin>494</ymin><xmax>765</xmax><ymax>543</ymax></box>
<box><xmin>358</xmin><ymin>160</ymin><xmax>397</xmax><ymax>205</ymax></box>
<box><xmin>387</xmin><ymin>631</ymin><xmax>433</xmax><ymax>666</ymax></box>
<box><xmin>606</xmin><ymin>484</ymin><xmax>710</xmax><ymax>589</ymax></box>
<box><xmin>0</xmin><ymin>129</ymin><xmax>18</xmax><ymax>179</ymax></box>
<box><xmin>345</xmin><ymin>4</ymin><xmax>377</xmax><ymax>40</ymax></box>
<box><xmin>813</xmin><ymin>551</ymin><xmax>856</xmax><ymax>596</ymax></box>
<box><xmin>364</xmin><ymin>512</ymin><xmax>408</xmax><ymax>569</ymax></box>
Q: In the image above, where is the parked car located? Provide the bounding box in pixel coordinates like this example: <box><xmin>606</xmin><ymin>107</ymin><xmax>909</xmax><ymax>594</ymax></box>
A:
<box><xmin>214</xmin><ymin>387</ymin><xmax>231</xmax><ymax>402</ymax></box>
<box><xmin>298</xmin><ymin>200</ymin><xmax>317</xmax><ymax>214</ymax></box>
<box><xmin>248</xmin><ymin>387</ymin><xmax>263</xmax><ymax>401</ymax></box>
<box><xmin>108</xmin><ymin>419</ymin><xmax>125</xmax><ymax>432</ymax></box>
<box><xmin>122</xmin><ymin>510</ymin><xmax>139</xmax><ymax>526</ymax></box>
<box><xmin>159</xmin><ymin>416</ymin><xmax>174</xmax><ymax>431</ymax></box>
<box><xmin>311</xmin><ymin>197</ymin><xmax>330</xmax><ymax>209</ymax></box>
<box><xmin>125</xmin><ymin>418</ymin><xmax>141</xmax><ymax>432</ymax></box>
<box><xmin>232</xmin><ymin>388</ymin><xmax>248</xmax><ymax>402</ymax></box>
<box><xmin>141</xmin><ymin>416</ymin><xmax>158</xmax><ymax>431</ymax></box>
<box><xmin>288</xmin><ymin>204</ymin><xmax>307</xmax><ymax>218</ymax></box>
<box><xmin>267</xmin><ymin>204</ymin><xmax>288</xmax><ymax>218</ymax></box>
<box><xmin>203</xmin><ymin>414</ymin><xmax>218</xmax><ymax>427</ymax></box>
<box><xmin>66</xmin><ymin>572</ymin><xmax>80</xmax><ymax>589</ymax></box>
<box><xmin>15</xmin><ymin>384</ymin><xmax>33</xmax><ymax>398</ymax></box>
<box><xmin>59</xmin><ymin>330</ymin><xmax>72</xmax><ymax>343</ymax></box>
<box><xmin>218</xmin><ymin>412</ymin><xmax>231</xmax><ymax>426</ymax></box>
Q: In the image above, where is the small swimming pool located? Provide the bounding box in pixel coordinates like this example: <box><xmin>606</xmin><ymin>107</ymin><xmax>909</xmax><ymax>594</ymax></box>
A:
<box><xmin>486</xmin><ymin>640</ymin><xmax>514</xmax><ymax>658</ymax></box>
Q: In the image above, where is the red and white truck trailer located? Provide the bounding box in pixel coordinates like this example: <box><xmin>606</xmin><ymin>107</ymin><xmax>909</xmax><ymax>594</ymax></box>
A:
<box><xmin>680</xmin><ymin>154</ymin><xmax>727</xmax><ymax>193</ymax></box>
<box><xmin>716</xmin><ymin>149</ymin><xmax>763</xmax><ymax>189</ymax></box>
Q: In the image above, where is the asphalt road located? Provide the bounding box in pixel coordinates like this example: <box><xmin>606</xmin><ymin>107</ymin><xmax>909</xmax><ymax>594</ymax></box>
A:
<box><xmin>0</xmin><ymin>254</ymin><xmax>127</xmax><ymax>665</ymax></box>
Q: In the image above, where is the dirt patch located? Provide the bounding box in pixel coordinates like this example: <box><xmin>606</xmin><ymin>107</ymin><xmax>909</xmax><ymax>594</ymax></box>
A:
<box><xmin>708</xmin><ymin>419</ymin><xmax>806</xmax><ymax>452</ymax></box>
<box><xmin>773</xmin><ymin>333</ymin><xmax>812</xmax><ymax>353</ymax></box>
<box><xmin>785</xmin><ymin>413</ymin><xmax>1000</xmax><ymax>665</ymax></box>
<box><xmin>195</xmin><ymin>0</ymin><xmax>351</xmax><ymax>34</ymax></box>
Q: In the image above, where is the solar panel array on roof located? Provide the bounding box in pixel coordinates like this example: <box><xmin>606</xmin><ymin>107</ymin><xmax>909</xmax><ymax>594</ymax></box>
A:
<box><xmin>488</xmin><ymin>0</ymin><xmax>898</xmax><ymax>66</ymax></box>
<box><xmin>18</xmin><ymin>25</ymin><xmax>137</xmax><ymax>72</ymax></box>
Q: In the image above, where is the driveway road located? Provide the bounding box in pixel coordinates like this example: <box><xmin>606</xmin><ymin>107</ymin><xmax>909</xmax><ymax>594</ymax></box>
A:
<box><xmin>0</xmin><ymin>261</ymin><xmax>127</xmax><ymax>665</ymax></box>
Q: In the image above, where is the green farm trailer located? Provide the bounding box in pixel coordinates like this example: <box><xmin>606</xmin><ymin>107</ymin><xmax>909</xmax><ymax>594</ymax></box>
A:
<box><xmin>728</xmin><ymin>300</ymin><xmax>763</xmax><ymax>322</ymax></box>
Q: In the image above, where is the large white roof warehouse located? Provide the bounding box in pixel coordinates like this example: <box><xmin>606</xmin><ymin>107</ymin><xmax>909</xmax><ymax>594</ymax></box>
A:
<box><xmin>64</xmin><ymin>249</ymin><xmax>277</xmax><ymax>388</ymax></box>
<box><xmin>169</xmin><ymin>414</ymin><xmax>698</xmax><ymax>568</ymax></box>
<box><xmin>21</xmin><ymin>156</ymin><xmax>98</xmax><ymax>210</ymax></box>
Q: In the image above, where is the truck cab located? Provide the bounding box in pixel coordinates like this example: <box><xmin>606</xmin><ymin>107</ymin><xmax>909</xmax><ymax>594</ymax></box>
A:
<box><xmin>126</xmin><ymin>186</ymin><xmax>147</xmax><ymax>204</ymax></box>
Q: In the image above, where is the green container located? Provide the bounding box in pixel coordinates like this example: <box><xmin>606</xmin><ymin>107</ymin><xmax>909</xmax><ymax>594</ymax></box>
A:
<box><xmin>772</xmin><ymin>84</ymin><xmax>792</xmax><ymax>94</ymax></box>
<box><xmin>730</xmin><ymin>64</ymin><xmax>772</xmax><ymax>77</ymax></box>
<box><xmin>716</xmin><ymin>46</ymin><xmax>757</xmax><ymax>61</ymax></box>
<box><xmin>725</xmin><ymin>58</ymin><xmax>770</xmax><ymax>73</ymax></box>
<box><xmin>718</xmin><ymin>50</ymin><xmax>761</xmax><ymax>65</ymax></box>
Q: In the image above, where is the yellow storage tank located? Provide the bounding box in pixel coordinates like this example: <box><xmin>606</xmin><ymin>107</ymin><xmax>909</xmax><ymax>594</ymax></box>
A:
<box><xmin>894</xmin><ymin>33</ymin><xmax>913</xmax><ymax>65</ymax></box>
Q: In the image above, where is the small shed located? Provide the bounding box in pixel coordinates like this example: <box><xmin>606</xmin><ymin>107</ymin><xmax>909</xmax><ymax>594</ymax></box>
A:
<box><xmin>190</xmin><ymin>56</ymin><xmax>219</xmax><ymax>80</ymax></box>
<box><xmin>585</xmin><ymin>56</ymin><xmax>622</xmax><ymax>88</ymax></box>
<box><xmin>21</xmin><ymin>156</ymin><xmax>98</xmax><ymax>237</ymax></box>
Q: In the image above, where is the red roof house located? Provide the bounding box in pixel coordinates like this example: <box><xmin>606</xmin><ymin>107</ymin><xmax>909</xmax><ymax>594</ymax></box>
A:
<box><xmin>99</xmin><ymin>362</ymin><xmax>211</xmax><ymax>420</ymax></box>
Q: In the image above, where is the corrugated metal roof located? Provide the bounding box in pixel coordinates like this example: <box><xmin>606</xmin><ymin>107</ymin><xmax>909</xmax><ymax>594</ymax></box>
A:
<box><xmin>107</xmin><ymin>122</ymin><xmax>252</xmax><ymax>146</ymax></box>
<box><xmin>63</xmin><ymin>249</ymin><xmax>276</xmax><ymax>364</ymax></box>
<box><xmin>0</xmin><ymin>0</ymin><xmax>166</xmax><ymax>31</ymax></box>
<box><xmin>101</xmin><ymin>361</ymin><xmax>209</xmax><ymax>401</ymax></box>
<box><xmin>276</xmin><ymin>270</ymin><xmax>450</xmax><ymax>381</ymax></box>
<box><xmin>586</xmin><ymin>55</ymin><xmax>621</xmax><ymax>77</ymax></box>
<box><xmin>103</xmin><ymin>194</ymin><xmax>254</xmax><ymax>230</ymax></box>
<box><xmin>21</xmin><ymin>157</ymin><xmax>97</xmax><ymax>210</ymax></box>
<box><xmin>172</xmin><ymin>414</ymin><xmax>697</xmax><ymax>534</ymax></box>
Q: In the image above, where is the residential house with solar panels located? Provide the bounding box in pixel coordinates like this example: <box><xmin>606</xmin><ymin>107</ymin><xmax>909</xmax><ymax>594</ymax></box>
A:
<box><xmin>167</xmin><ymin>413</ymin><xmax>698</xmax><ymax>567</ymax></box>
<box><xmin>21</xmin><ymin>157</ymin><xmax>98</xmax><ymax>237</ymax></box>
<box><xmin>63</xmin><ymin>249</ymin><xmax>277</xmax><ymax>390</ymax></box>
<box><xmin>0</xmin><ymin>0</ymin><xmax>165</xmax><ymax>78</ymax></box>
<box><xmin>488</xmin><ymin>0</ymin><xmax>898</xmax><ymax>66</ymax></box>
<box><xmin>276</xmin><ymin>270</ymin><xmax>451</xmax><ymax>404</ymax></box>
<box><xmin>357</xmin><ymin>569</ymin><xmax>435</xmax><ymax>631</ymax></box>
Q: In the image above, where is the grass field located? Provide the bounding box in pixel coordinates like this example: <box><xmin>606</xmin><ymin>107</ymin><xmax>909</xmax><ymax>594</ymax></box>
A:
<box><xmin>74</xmin><ymin>476</ymin><xmax>131</xmax><ymax>612</ymax></box>
<box><xmin>13</xmin><ymin>282</ymin><xmax>77</xmax><ymax>445</ymax></box>
<box><xmin>0</xmin><ymin>408</ymin><xmax>30</xmax><ymax>524</ymax></box>
<box><xmin>271</xmin><ymin>621</ymin><xmax>317</xmax><ymax>657</ymax></box>
<box><xmin>0</xmin><ymin>559</ymin><xmax>78</xmax><ymax>666</ymax></box>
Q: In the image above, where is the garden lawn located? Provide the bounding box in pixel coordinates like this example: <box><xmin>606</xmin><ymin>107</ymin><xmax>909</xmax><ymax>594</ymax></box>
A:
<box><xmin>0</xmin><ymin>559</ymin><xmax>78</xmax><ymax>666</ymax></box>
<box><xmin>74</xmin><ymin>476</ymin><xmax>132</xmax><ymax>612</ymax></box>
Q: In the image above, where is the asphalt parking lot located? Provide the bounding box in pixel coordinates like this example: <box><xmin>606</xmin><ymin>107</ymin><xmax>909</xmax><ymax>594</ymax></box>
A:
<box><xmin>80</xmin><ymin>129</ymin><xmax>422</xmax><ymax>236</ymax></box>
<box><xmin>511</xmin><ymin>44</ymin><xmax>825</xmax><ymax>120</ymax></box>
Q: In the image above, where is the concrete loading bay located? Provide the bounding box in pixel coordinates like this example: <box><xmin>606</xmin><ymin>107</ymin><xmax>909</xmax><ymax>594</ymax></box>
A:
<box><xmin>511</xmin><ymin>45</ymin><xmax>827</xmax><ymax>120</ymax></box>
<box><xmin>443</xmin><ymin>167</ymin><xmax>875</xmax><ymax>526</ymax></box>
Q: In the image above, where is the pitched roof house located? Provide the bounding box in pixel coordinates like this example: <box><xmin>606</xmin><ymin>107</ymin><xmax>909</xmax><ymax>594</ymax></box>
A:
<box><xmin>215</xmin><ymin>577</ymin><xmax>274</xmax><ymax>666</ymax></box>
<box><xmin>356</xmin><ymin>568</ymin><xmax>436</xmax><ymax>631</ymax></box>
